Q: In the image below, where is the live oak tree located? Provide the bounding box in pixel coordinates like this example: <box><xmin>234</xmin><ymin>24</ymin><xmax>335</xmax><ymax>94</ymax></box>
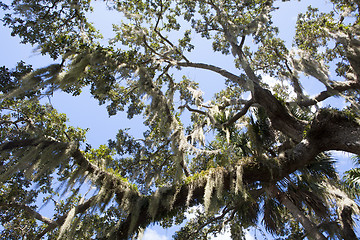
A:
<box><xmin>1</xmin><ymin>0</ymin><xmax>360</xmax><ymax>239</ymax></box>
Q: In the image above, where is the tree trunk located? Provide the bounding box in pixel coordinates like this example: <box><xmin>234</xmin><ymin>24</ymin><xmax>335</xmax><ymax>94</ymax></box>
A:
<box><xmin>340</xmin><ymin>206</ymin><xmax>358</xmax><ymax>240</ymax></box>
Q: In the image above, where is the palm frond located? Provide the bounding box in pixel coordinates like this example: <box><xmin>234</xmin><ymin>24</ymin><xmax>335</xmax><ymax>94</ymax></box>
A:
<box><xmin>262</xmin><ymin>198</ymin><xmax>286</xmax><ymax>235</ymax></box>
<box><xmin>344</xmin><ymin>168</ymin><xmax>360</xmax><ymax>189</ymax></box>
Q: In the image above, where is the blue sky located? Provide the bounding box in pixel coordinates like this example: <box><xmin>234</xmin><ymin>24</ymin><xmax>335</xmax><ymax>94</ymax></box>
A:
<box><xmin>0</xmin><ymin>0</ymin><xmax>356</xmax><ymax>239</ymax></box>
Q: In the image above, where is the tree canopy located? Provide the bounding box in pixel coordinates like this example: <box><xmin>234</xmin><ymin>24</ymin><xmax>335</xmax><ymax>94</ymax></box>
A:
<box><xmin>1</xmin><ymin>0</ymin><xmax>360</xmax><ymax>239</ymax></box>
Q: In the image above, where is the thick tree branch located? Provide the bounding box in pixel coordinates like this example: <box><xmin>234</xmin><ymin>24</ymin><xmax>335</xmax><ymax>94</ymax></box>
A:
<box><xmin>176</xmin><ymin>62</ymin><xmax>247</xmax><ymax>86</ymax></box>
<box><xmin>34</xmin><ymin>196</ymin><xmax>96</xmax><ymax>240</ymax></box>
<box><xmin>231</xmin><ymin>41</ymin><xmax>307</xmax><ymax>141</ymax></box>
<box><xmin>0</xmin><ymin>202</ymin><xmax>54</xmax><ymax>225</ymax></box>
<box><xmin>306</xmin><ymin>109</ymin><xmax>360</xmax><ymax>154</ymax></box>
<box><xmin>209</xmin><ymin>15</ymin><xmax>308</xmax><ymax>141</ymax></box>
<box><xmin>177</xmin><ymin>55</ymin><xmax>307</xmax><ymax>142</ymax></box>
<box><xmin>339</xmin><ymin>206</ymin><xmax>358</xmax><ymax>240</ymax></box>
<box><xmin>0</xmin><ymin>138</ymin><xmax>46</xmax><ymax>151</ymax></box>
<box><xmin>2</xmin><ymin>109</ymin><xmax>360</xmax><ymax>240</ymax></box>
<box><xmin>0</xmin><ymin>138</ymin><xmax>135</xmax><ymax>192</ymax></box>
<box><xmin>0</xmin><ymin>137</ymin><xmax>142</xmax><ymax>239</ymax></box>
<box><xmin>296</xmin><ymin>80</ymin><xmax>360</xmax><ymax>107</ymax></box>
<box><xmin>109</xmin><ymin>109</ymin><xmax>360</xmax><ymax>239</ymax></box>
<box><xmin>253</xmin><ymin>85</ymin><xmax>307</xmax><ymax>142</ymax></box>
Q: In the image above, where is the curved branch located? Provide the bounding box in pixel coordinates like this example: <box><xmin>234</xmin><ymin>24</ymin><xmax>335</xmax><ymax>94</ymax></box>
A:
<box><xmin>180</xmin><ymin>104</ymin><xmax>217</xmax><ymax>126</ymax></box>
<box><xmin>153</xmin><ymin>4</ymin><xmax>190</xmax><ymax>63</ymax></box>
<box><xmin>202</xmin><ymin>11</ymin><xmax>308</xmax><ymax>141</ymax></box>
<box><xmin>0</xmin><ymin>202</ymin><xmax>54</xmax><ymax>225</ymax></box>
<box><xmin>176</xmin><ymin>62</ymin><xmax>247</xmax><ymax>86</ymax></box>
<box><xmin>222</xmin><ymin>98</ymin><xmax>254</xmax><ymax>128</ymax></box>
<box><xmin>3</xmin><ymin>111</ymin><xmax>360</xmax><ymax>240</ymax></box>
<box><xmin>181</xmin><ymin>104</ymin><xmax>207</xmax><ymax>116</ymax></box>
<box><xmin>109</xmin><ymin>109</ymin><xmax>360</xmax><ymax>239</ymax></box>
<box><xmin>0</xmin><ymin>137</ymin><xmax>141</xmax><ymax>239</ymax></box>
<box><xmin>177</xmin><ymin>56</ymin><xmax>305</xmax><ymax>142</ymax></box>
<box><xmin>253</xmin><ymin>85</ymin><xmax>307</xmax><ymax>142</ymax></box>
<box><xmin>191</xmin><ymin>206</ymin><xmax>233</xmax><ymax>238</ymax></box>
<box><xmin>296</xmin><ymin>80</ymin><xmax>360</xmax><ymax>107</ymax></box>
<box><xmin>34</xmin><ymin>196</ymin><xmax>96</xmax><ymax>240</ymax></box>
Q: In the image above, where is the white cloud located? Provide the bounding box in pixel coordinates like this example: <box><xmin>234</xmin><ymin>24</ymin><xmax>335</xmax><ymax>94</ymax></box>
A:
<box><xmin>262</xmin><ymin>75</ymin><xmax>279</xmax><ymax>87</ymax></box>
<box><xmin>142</xmin><ymin>228</ymin><xmax>169</xmax><ymax>240</ymax></box>
<box><xmin>245</xmin><ymin>231</ymin><xmax>255</xmax><ymax>240</ymax></box>
<box><xmin>184</xmin><ymin>205</ymin><xmax>204</xmax><ymax>220</ymax></box>
<box><xmin>262</xmin><ymin>75</ymin><xmax>297</xmax><ymax>100</ymax></box>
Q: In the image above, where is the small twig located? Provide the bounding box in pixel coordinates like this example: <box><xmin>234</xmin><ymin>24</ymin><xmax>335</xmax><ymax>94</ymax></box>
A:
<box><xmin>239</xmin><ymin>36</ymin><xmax>246</xmax><ymax>49</ymax></box>
<box><xmin>143</xmin><ymin>36</ymin><xmax>167</xmax><ymax>59</ymax></box>
<box><xmin>191</xmin><ymin>206</ymin><xmax>233</xmax><ymax>237</ymax></box>
<box><xmin>222</xmin><ymin>98</ymin><xmax>254</xmax><ymax>128</ymax></box>
<box><xmin>180</xmin><ymin>104</ymin><xmax>207</xmax><ymax>116</ymax></box>
<box><xmin>0</xmin><ymin>119</ymin><xmax>21</xmax><ymax>130</ymax></box>
<box><xmin>157</xmin><ymin>64</ymin><xmax>172</xmax><ymax>81</ymax></box>
<box><xmin>153</xmin><ymin>4</ymin><xmax>190</xmax><ymax>63</ymax></box>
